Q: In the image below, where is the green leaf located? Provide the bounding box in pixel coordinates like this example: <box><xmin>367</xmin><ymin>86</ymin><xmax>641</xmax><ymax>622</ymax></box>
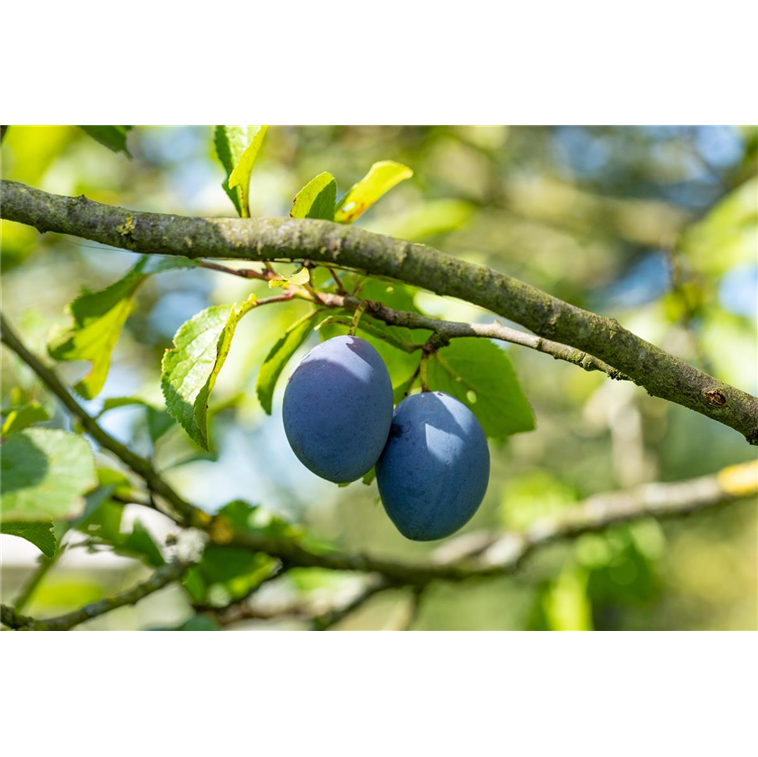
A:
<box><xmin>1</xmin><ymin>428</ymin><xmax>97</xmax><ymax>522</ymax></box>
<box><xmin>79</xmin><ymin>126</ymin><xmax>132</xmax><ymax>155</ymax></box>
<box><xmin>73</xmin><ymin>489</ymin><xmax>165</xmax><ymax>568</ymax></box>
<box><xmin>255</xmin><ymin>311</ymin><xmax>319</xmax><ymax>415</ymax></box>
<box><xmin>426</xmin><ymin>340</ymin><xmax>535</xmax><ymax>439</ymax></box>
<box><xmin>184</xmin><ymin>545</ymin><xmax>276</xmax><ymax>606</ymax></box>
<box><xmin>217</xmin><ymin>500</ymin><xmax>301</xmax><ymax>540</ymax></box>
<box><xmin>268</xmin><ymin>267</ymin><xmax>310</xmax><ymax>289</ymax></box>
<box><xmin>214</xmin><ymin>125</ymin><xmax>253</xmax><ymax>215</ymax></box>
<box><xmin>334</xmin><ymin>161</ymin><xmax>413</xmax><ymax>224</ymax></box>
<box><xmin>162</xmin><ymin>297</ymin><xmax>258</xmax><ymax>450</ymax></box>
<box><xmin>290</xmin><ymin>172</ymin><xmax>337</xmax><ymax>220</ymax></box>
<box><xmin>48</xmin><ymin>261</ymin><xmax>147</xmax><ymax>399</ymax></box>
<box><xmin>118</xmin><ymin>520</ymin><xmax>165</xmax><ymax>567</ymax></box>
<box><xmin>192</xmin><ymin>502</ymin><xmax>301</xmax><ymax>602</ymax></box>
<box><xmin>1</xmin><ymin>401</ymin><xmax>49</xmax><ymax>435</ymax></box>
<box><xmin>392</xmin><ymin>367</ymin><xmax>420</xmax><ymax>405</ymax></box>
<box><xmin>99</xmin><ymin>396</ymin><xmax>175</xmax><ymax>444</ymax></box>
<box><xmin>46</xmin><ymin>254</ymin><xmax>190</xmax><ymax>401</ymax></box>
<box><xmin>228</xmin><ymin>125</ymin><xmax>269</xmax><ymax>218</ymax></box>
<box><xmin>1</xmin><ymin>521</ymin><xmax>57</xmax><ymax>557</ymax></box>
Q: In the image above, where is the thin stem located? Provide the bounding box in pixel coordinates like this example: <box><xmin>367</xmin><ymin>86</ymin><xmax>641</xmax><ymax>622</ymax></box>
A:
<box><xmin>348</xmin><ymin>301</ymin><xmax>368</xmax><ymax>336</ymax></box>
<box><xmin>1</xmin><ymin>560</ymin><xmax>187</xmax><ymax>631</ymax></box>
<box><xmin>419</xmin><ymin>352</ymin><xmax>430</xmax><ymax>392</ymax></box>
<box><xmin>199</xmin><ymin>260</ymin><xmax>274</xmax><ymax>280</ymax></box>
<box><xmin>325</xmin><ymin>265</ymin><xmax>347</xmax><ymax>294</ymax></box>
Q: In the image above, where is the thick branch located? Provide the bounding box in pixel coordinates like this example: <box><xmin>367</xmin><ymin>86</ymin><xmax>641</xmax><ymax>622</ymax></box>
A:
<box><xmin>3</xmin><ymin>180</ymin><xmax>756</xmax><ymax>442</ymax></box>
<box><xmin>1</xmin><ymin>561</ymin><xmax>186</xmax><ymax>630</ymax></box>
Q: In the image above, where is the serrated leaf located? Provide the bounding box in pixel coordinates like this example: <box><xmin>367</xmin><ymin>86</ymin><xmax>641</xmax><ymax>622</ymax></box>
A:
<box><xmin>255</xmin><ymin>311</ymin><xmax>318</xmax><ymax>414</ymax></box>
<box><xmin>228</xmin><ymin>125</ymin><xmax>269</xmax><ymax>218</ymax></box>
<box><xmin>162</xmin><ymin>297</ymin><xmax>257</xmax><ymax>450</ymax></box>
<box><xmin>426</xmin><ymin>340</ymin><xmax>535</xmax><ymax>439</ymax></box>
<box><xmin>1</xmin><ymin>521</ymin><xmax>57</xmax><ymax>557</ymax></box>
<box><xmin>334</xmin><ymin>161</ymin><xmax>413</xmax><ymax>224</ymax></box>
<box><xmin>290</xmin><ymin>172</ymin><xmax>337</xmax><ymax>220</ymax></box>
<box><xmin>1</xmin><ymin>401</ymin><xmax>49</xmax><ymax>435</ymax></box>
<box><xmin>79</xmin><ymin>126</ymin><xmax>132</xmax><ymax>155</ymax></box>
<box><xmin>268</xmin><ymin>267</ymin><xmax>310</xmax><ymax>289</ymax></box>
<box><xmin>1</xmin><ymin>428</ymin><xmax>97</xmax><ymax>521</ymax></box>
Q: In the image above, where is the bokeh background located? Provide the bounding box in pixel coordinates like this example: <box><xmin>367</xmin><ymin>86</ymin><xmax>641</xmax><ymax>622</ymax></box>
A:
<box><xmin>1</xmin><ymin>125</ymin><xmax>756</xmax><ymax>630</ymax></box>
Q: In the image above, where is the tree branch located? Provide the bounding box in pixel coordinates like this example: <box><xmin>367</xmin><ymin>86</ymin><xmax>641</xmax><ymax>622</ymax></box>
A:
<box><xmin>0</xmin><ymin>313</ymin><xmax>200</xmax><ymax>526</ymax></box>
<box><xmin>1</xmin><ymin>560</ymin><xmax>187</xmax><ymax>630</ymax></box>
<box><xmin>312</xmin><ymin>292</ymin><xmax>628</xmax><ymax>380</ymax></box>
<box><xmin>1</xmin><ymin>310</ymin><xmax>755</xmax><ymax>595</ymax></box>
<box><xmin>3</xmin><ymin>180</ymin><xmax>756</xmax><ymax>442</ymax></box>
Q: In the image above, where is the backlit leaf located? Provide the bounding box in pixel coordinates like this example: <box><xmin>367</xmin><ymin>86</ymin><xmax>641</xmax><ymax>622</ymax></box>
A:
<box><xmin>228</xmin><ymin>125</ymin><xmax>269</xmax><ymax>217</ymax></box>
<box><xmin>1</xmin><ymin>520</ymin><xmax>57</xmax><ymax>557</ymax></box>
<box><xmin>334</xmin><ymin>161</ymin><xmax>413</xmax><ymax>224</ymax></box>
<box><xmin>290</xmin><ymin>172</ymin><xmax>337</xmax><ymax>220</ymax></box>
<box><xmin>1</xmin><ymin>401</ymin><xmax>50</xmax><ymax>435</ymax></box>
<box><xmin>79</xmin><ymin>126</ymin><xmax>132</xmax><ymax>155</ymax></box>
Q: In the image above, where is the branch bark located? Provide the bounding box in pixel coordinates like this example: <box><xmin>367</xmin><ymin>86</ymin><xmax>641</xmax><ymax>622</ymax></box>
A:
<box><xmin>3</xmin><ymin>179</ymin><xmax>756</xmax><ymax>442</ymax></box>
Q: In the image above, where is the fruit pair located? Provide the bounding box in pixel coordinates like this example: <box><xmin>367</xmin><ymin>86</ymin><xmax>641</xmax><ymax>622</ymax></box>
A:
<box><xmin>282</xmin><ymin>335</ymin><xmax>490</xmax><ymax>541</ymax></box>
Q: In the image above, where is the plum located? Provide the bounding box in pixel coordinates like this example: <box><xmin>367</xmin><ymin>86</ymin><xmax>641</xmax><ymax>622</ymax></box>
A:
<box><xmin>283</xmin><ymin>335</ymin><xmax>393</xmax><ymax>483</ymax></box>
<box><xmin>376</xmin><ymin>391</ymin><xmax>489</xmax><ymax>541</ymax></box>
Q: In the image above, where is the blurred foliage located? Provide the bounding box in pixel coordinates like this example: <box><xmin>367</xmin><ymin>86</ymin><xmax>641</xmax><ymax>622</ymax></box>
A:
<box><xmin>1</xmin><ymin>125</ymin><xmax>756</xmax><ymax>630</ymax></box>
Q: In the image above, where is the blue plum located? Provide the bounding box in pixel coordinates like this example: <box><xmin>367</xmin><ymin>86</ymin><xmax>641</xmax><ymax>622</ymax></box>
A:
<box><xmin>376</xmin><ymin>391</ymin><xmax>490</xmax><ymax>541</ymax></box>
<box><xmin>283</xmin><ymin>335</ymin><xmax>393</xmax><ymax>483</ymax></box>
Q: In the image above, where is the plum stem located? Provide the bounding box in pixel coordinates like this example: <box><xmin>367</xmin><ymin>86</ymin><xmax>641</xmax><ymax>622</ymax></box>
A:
<box><xmin>348</xmin><ymin>301</ymin><xmax>368</xmax><ymax>336</ymax></box>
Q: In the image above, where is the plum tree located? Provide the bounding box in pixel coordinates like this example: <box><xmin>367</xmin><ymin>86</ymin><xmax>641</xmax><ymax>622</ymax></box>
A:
<box><xmin>283</xmin><ymin>335</ymin><xmax>393</xmax><ymax>483</ymax></box>
<box><xmin>376</xmin><ymin>391</ymin><xmax>490</xmax><ymax>541</ymax></box>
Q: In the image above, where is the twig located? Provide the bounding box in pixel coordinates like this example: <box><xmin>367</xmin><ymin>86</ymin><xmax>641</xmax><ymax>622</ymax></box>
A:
<box><xmin>0</xmin><ymin>313</ymin><xmax>200</xmax><ymax>526</ymax></box>
<box><xmin>199</xmin><ymin>260</ymin><xmax>274</xmax><ymax>280</ymax></box>
<box><xmin>1</xmin><ymin>560</ymin><xmax>187</xmax><ymax>631</ymax></box>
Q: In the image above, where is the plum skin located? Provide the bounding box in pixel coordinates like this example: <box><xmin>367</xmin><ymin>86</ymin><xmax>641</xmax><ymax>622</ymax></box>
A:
<box><xmin>283</xmin><ymin>335</ymin><xmax>393</xmax><ymax>483</ymax></box>
<box><xmin>376</xmin><ymin>391</ymin><xmax>490</xmax><ymax>541</ymax></box>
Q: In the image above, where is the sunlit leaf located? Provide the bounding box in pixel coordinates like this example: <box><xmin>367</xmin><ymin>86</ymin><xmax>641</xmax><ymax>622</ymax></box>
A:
<box><xmin>1</xmin><ymin>401</ymin><xmax>49</xmax><ymax>435</ymax></box>
<box><xmin>290</xmin><ymin>172</ymin><xmax>337</xmax><ymax>220</ymax></box>
<box><xmin>162</xmin><ymin>296</ymin><xmax>258</xmax><ymax>449</ymax></box>
<box><xmin>228</xmin><ymin>125</ymin><xmax>269</xmax><ymax>218</ymax></box>
<box><xmin>48</xmin><ymin>262</ymin><xmax>146</xmax><ymax>399</ymax></box>
<box><xmin>334</xmin><ymin>161</ymin><xmax>413</xmax><ymax>224</ymax></box>
<box><xmin>426</xmin><ymin>339</ymin><xmax>535</xmax><ymax>439</ymax></box>
<box><xmin>47</xmin><ymin>255</ymin><xmax>196</xmax><ymax>400</ymax></box>
<box><xmin>1</xmin><ymin>520</ymin><xmax>57</xmax><ymax>557</ymax></box>
<box><xmin>1</xmin><ymin>428</ymin><xmax>97</xmax><ymax>522</ymax></box>
<box><xmin>255</xmin><ymin>311</ymin><xmax>319</xmax><ymax>414</ymax></box>
<box><xmin>268</xmin><ymin>267</ymin><xmax>310</xmax><ymax>289</ymax></box>
<box><xmin>214</xmin><ymin>125</ymin><xmax>252</xmax><ymax>216</ymax></box>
